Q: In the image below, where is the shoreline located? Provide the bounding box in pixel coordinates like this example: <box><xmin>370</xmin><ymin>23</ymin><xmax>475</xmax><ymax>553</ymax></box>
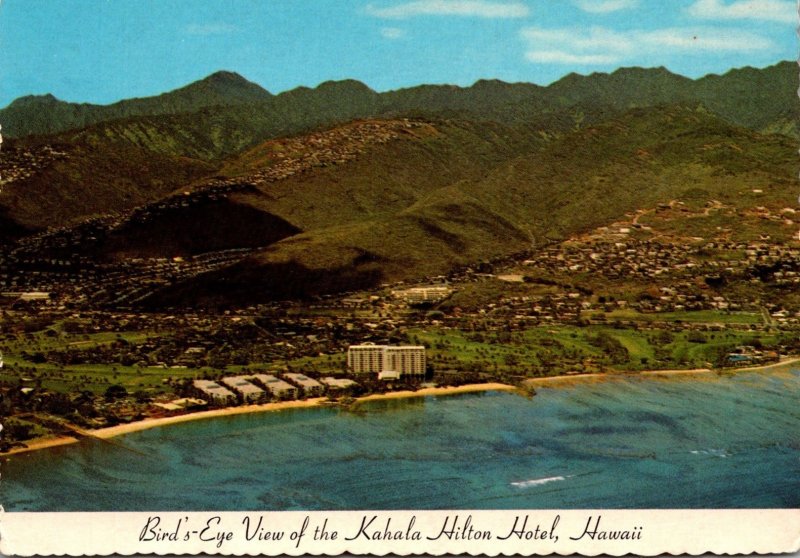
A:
<box><xmin>2</xmin><ymin>435</ymin><xmax>80</xmax><ymax>456</ymax></box>
<box><xmin>522</xmin><ymin>356</ymin><xmax>800</xmax><ymax>387</ymax></box>
<box><xmin>1</xmin><ymin>383</ymin><xmax>518</xmax><ymax>456</ymax></box>
<box><xmin>4</xmin><ymin>357</ymin><xmax>799</xmax><ymax>457</ymax></box>
<box><xmin>641</xmin><ymin>355</ymin><xmax>800</xmax><ymax>376</ymax></box>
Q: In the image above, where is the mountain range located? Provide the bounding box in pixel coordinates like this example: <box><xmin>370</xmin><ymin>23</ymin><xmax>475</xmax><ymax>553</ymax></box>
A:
<box><xmin>3</xmin><ymin>61</ymin><xmax>795</xmax><ymax>143</ymax></box>
<box><xmin>0</xmin><ymin>61</ymin><xmax>796</xmax><ymax>307</ymax></box>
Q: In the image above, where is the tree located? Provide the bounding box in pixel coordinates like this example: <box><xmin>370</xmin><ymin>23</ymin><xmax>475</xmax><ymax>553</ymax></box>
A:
<box><xmin>504</xmin><ymin>353</ymin><xmax>519</xmax><ymax>367</ymax></box>
<box><xmin>3</xmin><ymin>419</ymin><xmax>34</xmax><ymax>442</ymax></box>
<box><xmin>687</xmin><ymin>331</ymin><xmax>707</xmax><ymax>344</ymax></box>
<box><xmin>42</xmin><ymin>392</ymin><xmax>74</xmax><ymax>416</ymax></box>
<box><xmin>104</xmin><ymin>384</ymin><xmax>128</xmax><ymax>401</ymax></box>
<box><xmin>133</xmin><ymin>390</ymin><xmax>151</xmax><ymax>404</ymax></box>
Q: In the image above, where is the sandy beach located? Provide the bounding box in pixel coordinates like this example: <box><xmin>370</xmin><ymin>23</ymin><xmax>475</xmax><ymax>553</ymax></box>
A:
<box><xmin>4</xmin><ymin>357</ymin><xmax>799</xmax><ymax>457</ymax></box>
<box><xmin>2</xmin><ymin>435</ymin><xmax>81</xmax><ymax>456</ymax></box>
<box><xmin>1</xmin><ymin>384</ymin><xmax>516</xmax><ymax>456</ymax></box>
<box><xmin>353</xmin><ymin>382</ymin><xmax>517</xmax><ymax>402</ymax></box>
<box><xmin>640</xmin><ymin>356</ymin><xmax>800</xmax><ymax>376</ymax></box>
<box><xmin>2</xmin><ymin>399</ymin><xmax>331</xmax><ymax>456</ymax></box>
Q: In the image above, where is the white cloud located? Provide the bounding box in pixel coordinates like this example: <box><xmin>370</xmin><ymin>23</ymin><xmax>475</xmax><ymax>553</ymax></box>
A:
<box><xmin>381</xmin><ymin>27</ymin><xmax>407</xmax><ymax>38</ymax></box>
<box><xmin>184</xmin><ymin>23</ymin><xmax>238</xmax><ymax>35</ymax></box>
<box><xmin>525</xmin><ymin>50</ymin><xmax>622</xmax><ymax>64</ymax></box>
<box><xmin>366</xmin><ymin>0</ymin><xmax>529</xmax><ymax>19</ymax></box>
<box><xmin>522</xmin><ymin>26</ymin><xmax>634</xmax><ymax>54</ymax></box>
<box><xmin>521</xmin><ymin>24</ymin><xmax>776</xmax><ymax>65</ymax></box>
<box><xmin>687</xmin><ymin>0</ymin><xmax>796</xmax><ymax>23</ymax></box>
<box><xmin>573</xmin><ymin>0</ymin><xmax>638</xmax><ymax>13</ymax></box>
<box><xmin>643</xmin><ymin>28</ymin><xmax>774</xmax><ymax>51</ymax></box>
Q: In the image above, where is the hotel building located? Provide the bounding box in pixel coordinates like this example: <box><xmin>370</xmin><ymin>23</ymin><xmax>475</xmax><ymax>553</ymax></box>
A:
<box><xmin>347</xmin><ymin>344</ymin><xmax>426</xmax><ymax>377</ymax></box>
<box><xmin>283</xmin><ymin>373</ymin><xmax>324</xmax><ymax>397</ymax></box>
<box><xmin>192</xmin><ymin>379</ymin><xmax>237</xmax><ymax>405</ymax></box>
<box><xmin>249</xmin><ymin>374</ymin><xmax>298</xmax><ymax>400</ymax></box>
<box><xmin>393</xmin><ymin>286</ymin><xmax>452</xmax><ymax>305</ymax></box>
<box><xmin>221</xmin><ymin>376</ymin><xmax>267</xmax><ymax>403</ymax></box>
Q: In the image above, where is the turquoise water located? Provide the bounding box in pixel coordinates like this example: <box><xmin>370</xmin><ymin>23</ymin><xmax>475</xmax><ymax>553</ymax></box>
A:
<box><xmin>2</xmin><ymin>368</ymin><xmax>799</xmax><ymax>510</ymax></box>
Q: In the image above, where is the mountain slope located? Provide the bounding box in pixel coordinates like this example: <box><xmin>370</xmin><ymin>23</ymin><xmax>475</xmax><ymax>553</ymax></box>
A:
<box><xmin>138</xmin><ymin>105</ymin><xmax>797</xmax><ymax>308</ymax></box>
<box><xmin>0</xmin><ymin>137</ymin><xmax>214</xmax><ymax>229</ymax></box>
<box><xmin>102</xmin><ymin>194</ymin><xmax>301</xmax><ymax>259</ymax></box>
<box><xmin>692</xmin><ymin>62</ymin><xmax>799</xmax><ymax>136</ymax></box>
<box><xmin>0</xmin><ymin>71</ymin><xmax>272</xmax><ymax>138</ymax></box>
<box><xmin>458</xmin><ymin>105</ymin><xmax>796</xmax><ymax>242</ymax></box>
<box><xmin>91</xmin><ymin>118</ymin><xmax>543</xmax><ymax>262</ymax></box>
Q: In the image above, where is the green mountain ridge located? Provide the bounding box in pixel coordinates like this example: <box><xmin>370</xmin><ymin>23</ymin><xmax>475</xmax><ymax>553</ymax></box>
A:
<box><xmin>3</xmin><ymin>61</ymin><xmax>795</xmax><ymax>143</ymax></box>
<box><xmin>0</xmin><ymin>71</ymin><xmax>272</xmax><ymax>138</ymax></box>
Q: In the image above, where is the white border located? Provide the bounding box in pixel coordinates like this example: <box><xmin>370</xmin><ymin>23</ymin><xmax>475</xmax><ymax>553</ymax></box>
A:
<box><xmin>1</xmin><ymin>509</ymin><xmax>799</xmax><ymax>555</ymax></box>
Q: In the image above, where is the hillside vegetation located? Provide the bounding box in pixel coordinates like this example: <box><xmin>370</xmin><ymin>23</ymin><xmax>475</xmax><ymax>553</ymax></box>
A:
<box><xmin>0</xmin><ymin>138</ymin><xmax>214</xmax><ymax>230</ymax></box>
<box><xmin>139</xmin><ymin>105</ymin><xmax>797</xmax><ymax>307</ymax></box>
<box><xmin>0</xmin><ymin>62</ymin><xmax>796</xmax><ymax>306</ymax></box>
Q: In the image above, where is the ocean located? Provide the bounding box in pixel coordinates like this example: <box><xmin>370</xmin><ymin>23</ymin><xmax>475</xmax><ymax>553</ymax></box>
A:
<box><xmin>2</xmin><ymin>367</ymin><xmax>799</xmax><ymax>511</ymax></box>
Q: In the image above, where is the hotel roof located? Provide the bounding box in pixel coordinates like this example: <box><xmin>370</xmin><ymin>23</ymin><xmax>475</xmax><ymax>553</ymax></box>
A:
<box><xmin>250</xmin><ymin>373</ymin><xmax>297</xmax><ymax>394</ymax></box>
<box><xmin>320</xmin><ymin>377</ymin><xmax>357</xmax><ymax>388</ymax></box>
<box><xmin>221</xmin><ymin>376</ymin><xmax>265</xmax><ymax>395</ymax></box>
<box><xmin>284</xmin><ymin>373</ymin><xmax>323</xmax><ymax>389</ymax></box>
<box><xmin>193</xmin><ymin>379</ymin><xmax>236</xmax><ymax>397</ymax></box>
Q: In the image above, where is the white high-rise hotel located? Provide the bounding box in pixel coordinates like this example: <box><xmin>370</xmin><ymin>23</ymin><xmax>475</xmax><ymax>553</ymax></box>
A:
<box><xmin>347</xmin><ymin>343</ymin><xmax>426</xmax><ymax>376</ymax></box>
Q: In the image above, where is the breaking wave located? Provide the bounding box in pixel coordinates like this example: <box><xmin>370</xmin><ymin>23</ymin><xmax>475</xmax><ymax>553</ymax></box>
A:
<box><xmin>511</xmin><ymin>475</ymin><xmax>571</xmax><ymax>488</ymax></box>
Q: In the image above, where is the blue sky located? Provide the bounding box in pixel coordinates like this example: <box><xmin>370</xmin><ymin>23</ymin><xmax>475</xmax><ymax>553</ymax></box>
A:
<box><xmin>0</xmin><ymin>0</ymin><xmax>796</xmax><ymax>107</ymax></box>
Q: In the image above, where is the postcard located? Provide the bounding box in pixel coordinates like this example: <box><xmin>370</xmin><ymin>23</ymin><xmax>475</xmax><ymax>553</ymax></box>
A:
<box><xmin>0</xmin><ymin>0</ymin><xmax>798</xmax><ymax>555</ymax></box>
